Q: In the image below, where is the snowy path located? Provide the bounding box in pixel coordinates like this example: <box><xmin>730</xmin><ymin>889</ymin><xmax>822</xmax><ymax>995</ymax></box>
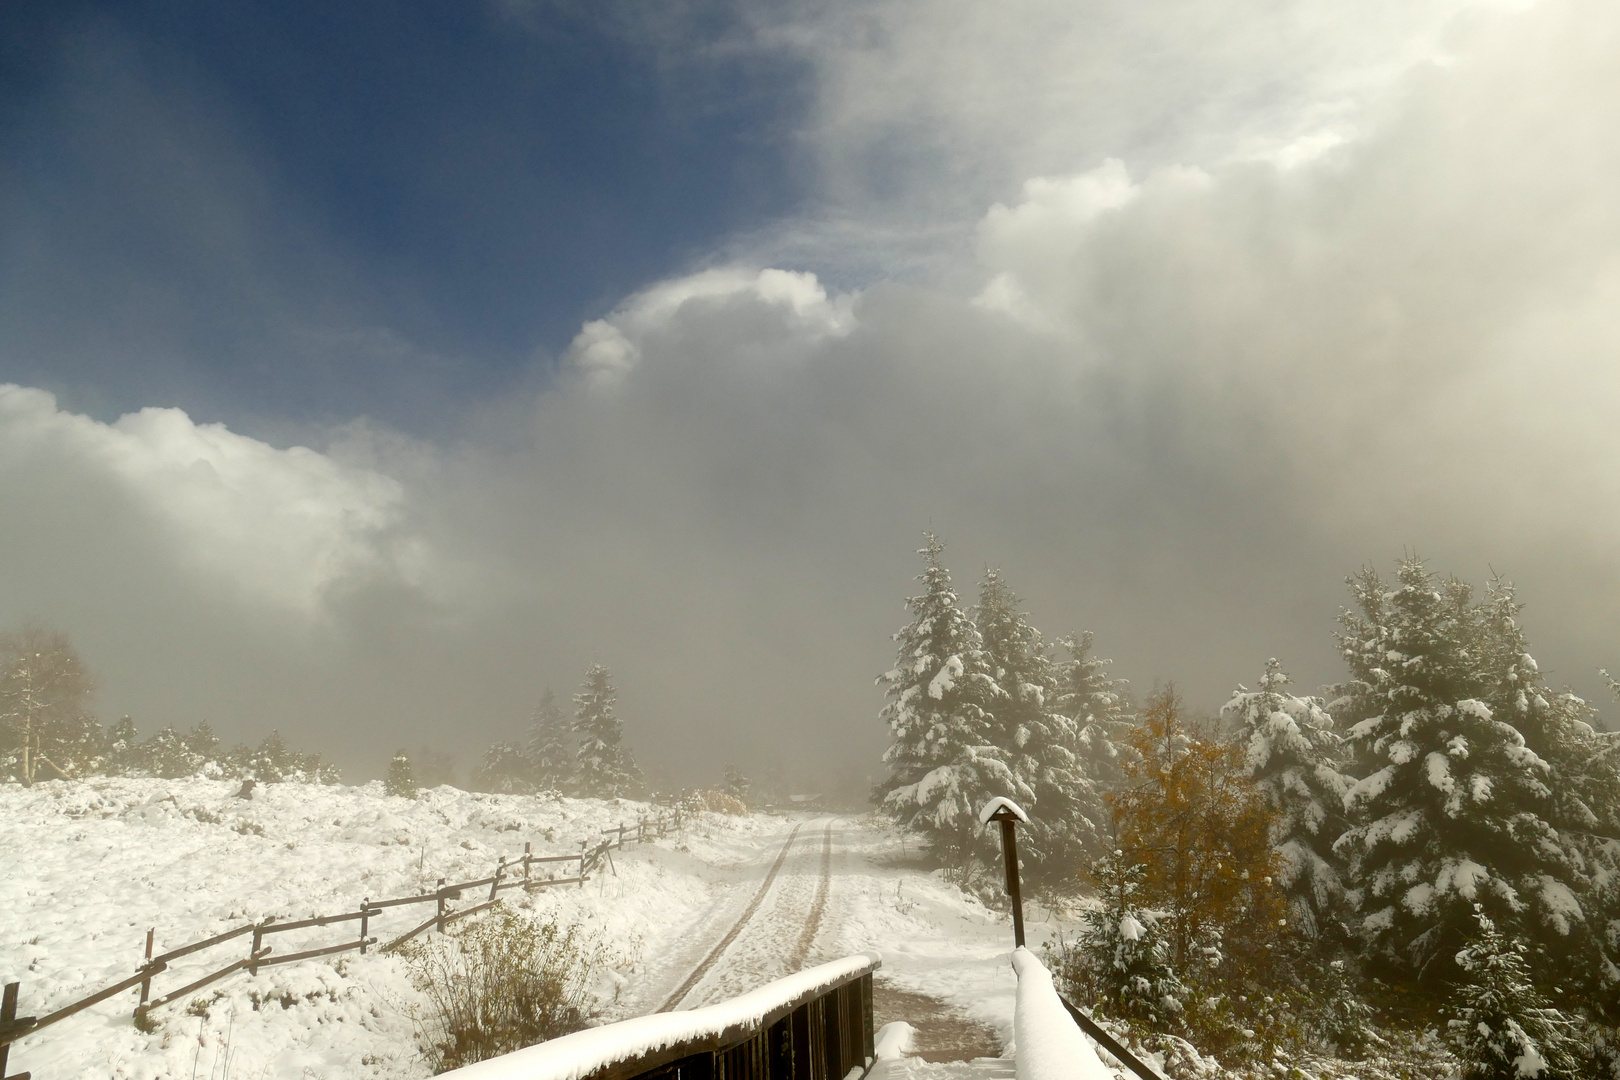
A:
<box><xmin>647</xmin><ymin>818</ymin><xmax>844</xmax><ymax>1013</ymax></box>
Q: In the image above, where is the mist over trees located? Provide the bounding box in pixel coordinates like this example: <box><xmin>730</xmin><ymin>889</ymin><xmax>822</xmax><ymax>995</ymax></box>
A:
<box><xmin>876</xmin><ymin>537</ymin><xmax>1620</xmax><ymax>1076</ymax></box>
<box><xmin>466</xmin><ymin>664</ymin><xmax>645</xmax><ymax>800</ymax></box>
<box><xmin>0</xmin><ymin>621</ymin><xmax>340</xmax><ymax>786</ymax></box>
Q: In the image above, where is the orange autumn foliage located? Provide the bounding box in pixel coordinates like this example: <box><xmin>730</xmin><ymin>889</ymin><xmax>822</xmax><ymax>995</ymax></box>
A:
<box><xmin>1107</xmin><ymin>685</ymin><xmax>1288</xmax><ymax>985</ymax></box>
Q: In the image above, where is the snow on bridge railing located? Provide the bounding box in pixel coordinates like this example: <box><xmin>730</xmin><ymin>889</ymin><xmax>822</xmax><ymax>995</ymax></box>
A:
<box><xmin>443</xmin><ymin>952</ymin><xmax>880</xmax><ymax>1080</ymax></box>
<box><xmin>1011</xmin><ymin>948</ymin><xmax>1113</xmax><ymax>1080</ymax></box>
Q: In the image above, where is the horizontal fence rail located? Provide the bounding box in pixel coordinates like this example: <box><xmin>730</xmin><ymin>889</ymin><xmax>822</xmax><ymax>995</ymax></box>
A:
<box><xmin>0</xmin><ymin>807</ymin><xmax>682</xmax><ymax>1076</ymax></box>
<box><xmin>443</xmin><ymin>952</ymin><xmax>880</xmax><ymax>1080</ymax></box>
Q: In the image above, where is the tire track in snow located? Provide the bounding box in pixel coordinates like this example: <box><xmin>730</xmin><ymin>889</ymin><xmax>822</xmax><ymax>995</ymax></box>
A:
<box><xmin>659</xmin><ymin>822</ymin><xmax>805</xmax><ymax>1012</ymax></box>
<box><xmin>785</xmin><ymin>820</ymin><xmax>834</xmax><ymax>972</ymax></box>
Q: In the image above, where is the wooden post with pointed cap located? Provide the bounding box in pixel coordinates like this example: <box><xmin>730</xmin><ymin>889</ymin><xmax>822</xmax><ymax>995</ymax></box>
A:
<box><xmin>981</xmin><ymin>797</ymin><xmax>1030</xmax><ymax>948</ymax></box>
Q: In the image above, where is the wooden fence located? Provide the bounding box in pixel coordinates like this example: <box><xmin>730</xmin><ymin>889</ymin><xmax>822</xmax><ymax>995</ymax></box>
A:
<box><xmin>0</xmin><ymin>810</ymin><xmax>681</xmax><ymax>1080</ymax></box>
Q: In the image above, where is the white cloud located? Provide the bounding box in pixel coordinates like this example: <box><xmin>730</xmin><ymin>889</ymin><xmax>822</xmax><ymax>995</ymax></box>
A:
<box><xmin>565</xmin><ymin>267</ymin><xmax>856</xmax><ymax>384</ymax></box>
<box><xmin>0</xmin><ymin>385</ymin><xmax>424</xmax><ymax>617</ymax></box>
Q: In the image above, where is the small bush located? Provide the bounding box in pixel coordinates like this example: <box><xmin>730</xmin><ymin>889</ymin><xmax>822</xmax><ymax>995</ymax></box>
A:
<box><xmin>684</xmin><ymin>789</ymin><xmax>747</xmax><ymax>815</ymax></box>
<box><xmin>400</xmin><ymin>904</ymin><xmax>604</xmax><ymax>1072</ymax></box>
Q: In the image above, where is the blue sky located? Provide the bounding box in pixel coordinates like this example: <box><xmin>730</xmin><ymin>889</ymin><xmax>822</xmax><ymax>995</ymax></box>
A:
<box><xmin>0</xmin><ymin>0</ymin><xmax>807</xmax><ymax>431</ymax></box>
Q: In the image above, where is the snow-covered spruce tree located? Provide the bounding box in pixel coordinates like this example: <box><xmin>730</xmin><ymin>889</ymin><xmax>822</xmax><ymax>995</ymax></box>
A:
<box><xmin>1221</xmin><ymin>658</ymin><xmax>1352</xmax><ymax>939</ymax></box>
<box><xmin>722</xmin><ymin>764</ymin><xmax>752</xmax><ymax>806</ymax></box>
<box><xmin>472</xmin><ymin>741</ymin><xmax>534</xmax><ymax>793</ymax></box>
<box><xmin>1331</xmin><ymin>559</ymin><xmax>1582</xmax><ymax>980</ymax></box>
<box><xmin>974</xmin><ymin>568</ymin><xmax>1096</xmax><ymax>890</ymax></box>
<box><xmin>526</xmin><ymin>688</ymin><xmax>575</xmax><ymax>792</ymax></box>
<box><xmin>572</xmin><ymin>664</ymin><xmax>643</xmax><ymax>799</ymax></box>
<box><xmin>186</xmin><ymin>721</ymin><xmax>222</xmax><ymax>775</ymax></box>
<box><xmin>139</xmin><ymin>725</ymin><xmax>204</xmax><ymax>778</ymax></box>
<box><xmin>386</xmin><ymin>750</ymin><xmax>418</xmax><ymax>798</ymax></box>
<box><xmin>1448</xmin><ymin>905</ymin><xmax>1579</xmax><ymax>1080</ymax></box>
<box><xmin>1051</xmin><ymin>631</ymin><xmax>1133</xmax><ymax>847</ymax></box>
<box><xmin>877</xmin><ymin>536</ymin><xmax>1025</xmax><ymax>883</ymax></box>
<box><xmin>104</xmin><ymin>716</ymin><xmax>142</xmax><ymax>774</ymax></box>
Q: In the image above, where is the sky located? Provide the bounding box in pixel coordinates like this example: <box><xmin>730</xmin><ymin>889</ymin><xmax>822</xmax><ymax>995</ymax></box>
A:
<box><xmin>3</xmin><ymin>0</ymin><xmax>1619</xmax><ymax>788</ymax></box>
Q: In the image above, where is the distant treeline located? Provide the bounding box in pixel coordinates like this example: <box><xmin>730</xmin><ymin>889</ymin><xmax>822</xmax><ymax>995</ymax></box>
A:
<box><xmin>0</xmin><ymin>623</ymin><xmax>338</xmax><ymax>785</ymax></box>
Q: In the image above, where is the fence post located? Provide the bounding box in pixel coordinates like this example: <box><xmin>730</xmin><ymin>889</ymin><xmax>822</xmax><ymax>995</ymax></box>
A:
<box><xmin>1</xmin><ymin>980</ymin><xmax>24</xmax><ymax>1080</ymax></box>
<box><xmin>359</xmin><ymin>900</ymin><xmax>371</xmax><ymax>955</ymax></box>
<box><xmin>578</xmin><ymin>841</ymin><xmax>587</xmax><ymax>888</ymax></box>
<box><xmin>490</xmin><ymin>858</ymin><xmax>505</xmax><ymax>901</ymax></box>
<box><xmin>138</xmin><ymin>928</ymin><xmax>154</xmax><ymax>1012</ymax></box>
<box><xmin>249</xmin><ymin>921</ymin><xmax>266</xmax><ymax>975</ymax></box>
<box><xmin>435</xmin><ymin>879</ymin><xmax>448</xmax><ymax>933</ymax></box>
<box><xmin>523</xmin><ymin>842</ymin><xmax>532</xmax><ymax>884</ymax></box>
<box><xmin>982</xmin><ymin>799</ymin><xmax>1029</xmax><ymax>948</ymax></box>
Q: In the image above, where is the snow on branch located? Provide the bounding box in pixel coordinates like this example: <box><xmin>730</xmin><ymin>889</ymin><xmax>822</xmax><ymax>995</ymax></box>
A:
<box><xmin>441</xmin><ymin>953</ymin><xmax>881</xmax><ymax>1080</ymax></box>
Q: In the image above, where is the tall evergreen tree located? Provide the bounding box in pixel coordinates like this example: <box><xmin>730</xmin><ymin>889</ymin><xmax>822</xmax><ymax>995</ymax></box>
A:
<box><xmin>1222</xmin><ymin>659</ymin><xmax>1352</xmax><ymax>938</ymax></box>
<box><xmin>1474</xmin><ymin>581</ymin><xmax>1620</xmax><ymax>1007</ymax></box>
<box><xmin>572</xmin><ymin>664</ymin><xmax>643</xmax><ymax>798</ymax></box>
<box><xmin>1053</xmin><ymin>631</ymin><xmax>1131</xmax><ymax>787</ymax></box>
<box><xmin>975</xmin><ymin>568</ymin><xmax>1093</xmax><ymax>887</ymax></box>
<box><xmin>1051</xmin><ymin>630</ymin><xmax>1133</xmax><ymax>863</ymax></box>
<box><xmin>877</xmin><ymin>536</ymin><xmax>1023</xmax><ymax>881</ymax></box>
<box><xmin>472</xmin><ymin>741</ymin><xmax>534</xmax><ymax>793</ymax></box>
<box><xmin>526</xmin><ymin>688</ymin><xmax>575</xmax><ymax>792</ymax></box>
<box><xmin>1331</xmin><ymin>559</ymin><xmax>1582</xmax><ymax>979</ymax></box>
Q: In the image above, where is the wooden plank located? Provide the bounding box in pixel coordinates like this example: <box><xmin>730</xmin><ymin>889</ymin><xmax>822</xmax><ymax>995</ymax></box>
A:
<box><xmin>361</xmin><ymin>891</ymin><xmax>440</xmax><ymax>911</ymax></box>
<box><xmin>137</xmin><ymin>950</ymin><xmax>271</xmax><ymax>1015</ymax></box>
<box><xmin>258</xmin><ymin>939</ymin><xmax>374</xmax><ymax>968</ymax></box>
<box><xmin>381</xmin><ymin>912</ymin><xmax>441</xmax><ymax>953</ymax></box>
<box><xmin>1056</xmin><ymin>996</ymin><xmax>1169</xmax><ymax>1080</ymax></box>
<box><xmin>150</xmin><ymin>922</ymin><xmax>256</xmax><ymax>965</ymax></box>
<box><xmin>17</xmin><ymin>961</ymin><xmax>167</xmax><ymax>1040</ymax></box>
<box><xmin>259</xmin><ymin>909</ymin><xmax>368</xmax><ymax>935</ymax></box>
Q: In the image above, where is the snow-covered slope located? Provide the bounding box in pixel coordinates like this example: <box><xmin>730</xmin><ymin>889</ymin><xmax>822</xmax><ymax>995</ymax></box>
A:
<box><xmin>1</xmin><ymin>778</ymin><xmax>1035</xmax><ymax>1080</ymax></box>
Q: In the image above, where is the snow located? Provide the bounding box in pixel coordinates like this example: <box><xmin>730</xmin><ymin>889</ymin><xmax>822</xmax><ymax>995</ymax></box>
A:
<box><xmin>874</xmin><ymin>1021</ymin><xmax>918</xmax><ymax>1060</ymax></box>
<box><xmin>1008</xmin><ymin>948</ymin><xmax>1110</xmax><ymax>1080</ymax></box>
<box><xmin>1535</xmin><ymin>875</ymin><xmax>1584</xmax><ymax>935</ymax></box>
<box><xmin>3</xmin><ymin>779</ymin><xmax>1039</xmax><ymax>1079</ymax></box>
<box><xmin>441</xmin><ymin>954</ymin><xmax>881</xmax><ymax>1080</ymax></box>
<box><xmin>977</xmin><ymin>797</ymin><xmax>1029</xmax><ymax>826</ymax></box>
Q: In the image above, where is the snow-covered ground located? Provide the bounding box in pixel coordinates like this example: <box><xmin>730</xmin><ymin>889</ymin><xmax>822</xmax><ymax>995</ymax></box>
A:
<box><xmin>1</xmin><ymin>778</ymin><xmax>1038</xmax><ymax>1080</ymax></box>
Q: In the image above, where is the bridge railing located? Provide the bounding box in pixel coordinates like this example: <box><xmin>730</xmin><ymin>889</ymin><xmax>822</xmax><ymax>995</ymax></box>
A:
<box><xmin>443</xmin><ymin>953</ymin><xmax>880</xmax><ymax>1080</ymax></box>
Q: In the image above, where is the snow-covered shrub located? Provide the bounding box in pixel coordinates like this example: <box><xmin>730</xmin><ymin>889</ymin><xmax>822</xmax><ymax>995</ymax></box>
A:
<box><xmin>683</xmin><ymin>788</ymin><xmax>748</xmax><ymax>815</ymax></box>
<box><xmin>1312</xmin><ymin>957</ymin><xmax>1374</xmax><ymax>1057</ymax></box>
<box><xmin>1447</xmin><ymin>906</ymin><xmax>1579</xmax><ymax>1080</ymax></box>
<box><xmin>385</xmin><ymin>751</ymin><xmax>418</xmax><ymax>798</ymax></box>
<box><xmin>1047</xmin><ymin>848</ymin><xmax>1189</xmax><ymax>1032</ymax></box>
<box><xmin>400</xmin><ymin>904</ymin><xmax>605</xmax><ymax>1072</ymax></box>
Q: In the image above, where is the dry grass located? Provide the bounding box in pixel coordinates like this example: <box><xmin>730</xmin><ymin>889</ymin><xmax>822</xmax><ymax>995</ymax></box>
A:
<box><xmin>400</xmin><ymin>904</ymin><xmax>607</xmax><ymax>1073</ymax></box>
